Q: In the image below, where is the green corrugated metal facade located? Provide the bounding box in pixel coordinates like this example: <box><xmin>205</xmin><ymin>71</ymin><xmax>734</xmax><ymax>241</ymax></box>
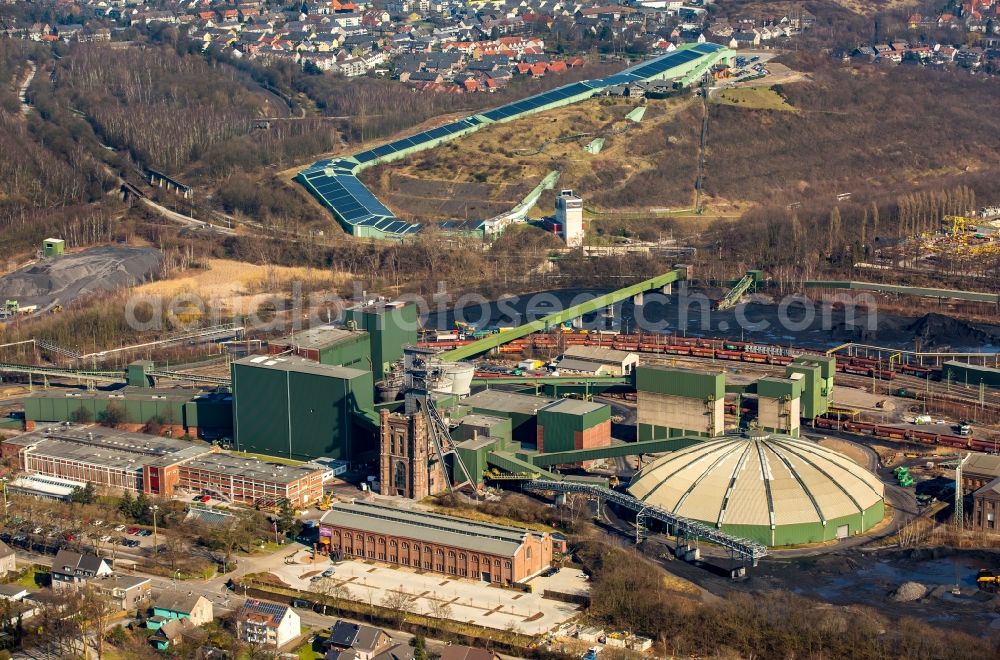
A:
<box><xmin>453</xmin><ymin>415</ymin><xmax>512</xmax><ymax>448</ymax></box>
<box><xmin>786</xmin><ymin>357</ymin><xmax>832</xmax><ymax>419</ymax></box>
<box><xmin>455</xmin><ymin>438</ymin><xmax>497</xmax><ymax>484</ymax></box>
<box><xmin>943</xmin><ymin>360</ymin><xmax>1000</xmax><ymax>389</ymax></box>
<box><xmin>756</xmin><ymin>377</ymin><xmax>802</xmax><ymax>400</ymax></box>
<box><xmin>127</xmin><ymin>361</ymin><xmax>154</xmax><ymax>387</ymax></box>
<box><xmin>637</xmin><ymin>423</ymin><xmax>714</xmax><ymax>441</ymax></box>
<box><xmin>635</xmin><ymin>365</ymin><xmax>725</xmax><ymax>400</ymax></box>
<box><xmin>231</xmin><ymin>359</ymin><xmax>376</xmax><ymax>462</ymax></box>
<box><xmin>536</xmin><ymin>402</ymin><xmax>611</xmax><ymax>453</ymax></box>
<box><xmin>467</xmin><ymin>404</ymin><xmax>537</xmax><ymax>443</ymax></box>
<box><xmin>318</xmin><ymin>332</ymin><xmax>371</xmax><ymax>370</ymax></box>
<box><xmin>23</xmin><ymin>390</ymin><xmax>232</xmax><ymax>435</ymax></box>
<box><xmin>343</xmin><ymin>304</ymin><xmax>418</xmax><ymax>380</ymax></box>
<box><xmin>720</xmin><ymin>500</ymin><xmax>884</xmax><ymax>547</ymax></box>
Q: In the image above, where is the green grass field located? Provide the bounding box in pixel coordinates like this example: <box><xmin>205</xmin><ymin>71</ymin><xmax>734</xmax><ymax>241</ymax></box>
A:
<box><xmin>713</xmin><ymin>87</ymin><xmax>797</xmax><ymax>112</ymax></box>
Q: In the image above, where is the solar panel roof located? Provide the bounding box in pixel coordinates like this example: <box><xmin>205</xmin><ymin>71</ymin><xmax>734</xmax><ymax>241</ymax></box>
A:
<box><xmin>297</xmin><ymin>45</ymin><xmax>726</xmax><ymax>238</ymax></box>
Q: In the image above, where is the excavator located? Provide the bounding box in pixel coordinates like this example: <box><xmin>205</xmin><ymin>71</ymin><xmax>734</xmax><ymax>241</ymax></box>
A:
<box><xmin>977</xmin><ymin>569</ymin><xmax>999</xmax><ymax>592</ymax></box>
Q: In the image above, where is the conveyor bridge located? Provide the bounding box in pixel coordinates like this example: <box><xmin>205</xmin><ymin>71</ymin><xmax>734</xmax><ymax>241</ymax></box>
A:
<box><xmin>521</xmin><ymin>479</ymin><xmax>768</xmax><ymax>564</ymax></box>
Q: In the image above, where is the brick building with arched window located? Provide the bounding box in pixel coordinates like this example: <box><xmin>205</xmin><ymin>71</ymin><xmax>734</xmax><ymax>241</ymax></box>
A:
<box><xmin>319</xmin><ymin>500</ymin><xmax>553</xmax><ymax>584</ymax></box>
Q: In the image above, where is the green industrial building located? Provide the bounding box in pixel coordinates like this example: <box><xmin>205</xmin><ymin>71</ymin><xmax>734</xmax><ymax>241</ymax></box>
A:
<box><xmin>635</xmin><ymin>365</ymin><xmax>726</xmax><ymax>440</ymax></box>
<box><xmin>942</xmin><ymin>360</ymin><xmax>1000</xmax><ymax>390</ymax></box>
<box><xmin>343</xmin><ymin>302</ymin><xmax>418</xmax><ymax>380</ymax></box>
<box><xmin>265</xmin><ymin>302</ymin><xmax>417</xmax><ymax>382</ymax></box>
<box><xmin>628</xmin><ymin>432</ymin><xmax>885</xmax><ymax>547</ymax></box>
<box><xmin>536</xmin><ymin>399</ymin><xmax>611</xmax><ymax>453</ymax></box>
<box><xmin>461</xmin><ymin>390</ymin><xmax>556</xmax><ymax>444</ymax></box>
<box><xmin>268</xmin><ymin>326</ymin><xmax>371</xmax><ymax>370</ymax></box>
<box><xmin>786</xmin><ymin>355</ymin><xmax>834</xmax><ymax>419</ymax></box>
<box><xmin>231</xmin><ymin>355</ymin><xmax>377</xmax><ymax>462</ymax></box>
<box><xmin>23</xmin><ymin>387</ymin><xmax>231</xmax><ymax>437</ymax></box>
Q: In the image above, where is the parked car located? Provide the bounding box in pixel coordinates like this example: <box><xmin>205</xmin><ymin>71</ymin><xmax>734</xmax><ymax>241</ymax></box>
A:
<box><xmin>128</xmin><ymin>527</ymin><xmax>140</xmax><ymax>535</ymax></box>
<box><xmin>114</xmin><ymin>525</ymin><xmax>126</xmax><ymax>532</ymax></box>
<box><xmin>199</xmin><ymin>495</ymin><xmax>211</xmax><ymax>503</ymax></box>
<box><xmin>322</xmin><ymin>569</ymin><xmax>336</xmax><ymax>578</ymax></box>
<box><xmin>65</xmin><ymin>534</ymin><xmax>76</xmax><ymax>541</ymax></box>
<box><xmin>310</xmin><ymin>575</ymin><xmax>323</xmax><ymax>583</ymax></box>
<box><xmin>99</xmin><ymin>535</ymin><xmax>112</xmax><ymax>543</ymax></box>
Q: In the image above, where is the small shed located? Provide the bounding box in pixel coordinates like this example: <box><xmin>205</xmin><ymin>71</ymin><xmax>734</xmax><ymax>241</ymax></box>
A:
<box><xmin>43</xmin><ymin>238</ymin><xmax>65</xmax><ymax>257</ymax></box>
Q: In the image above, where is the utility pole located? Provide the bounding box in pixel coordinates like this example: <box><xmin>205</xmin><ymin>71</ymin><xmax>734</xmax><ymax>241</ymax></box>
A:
<box><xmin>150</xmin><ymin>505</ymin><xmax>160</xmax><ymax>555</ymax></box>
<box><xmin>955</xmin><ymin>453</ymin><xmax>970</xmax><ymax>531</ymax></box>
<box><xmin>0</xmin><ymin>477</ymin><xmax>8</xmax><ymax>525</ymax></box>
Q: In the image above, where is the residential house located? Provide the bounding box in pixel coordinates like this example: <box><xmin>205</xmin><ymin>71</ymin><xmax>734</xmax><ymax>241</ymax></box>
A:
<box><xmin>98</xmin><ymin>575</ymin><xmax>152</xmax><ymax>611</ymax></box>
<box><xmin>402</xmin><ymin>70</ymin><xmax>443</xmax><ymax>83</ymax></box>
<box><xmin>149</xmin><ymin>617</ymin><xmax>196</xmax><ymax>650</ymax></box>
<box><xmin>236</xmin><ymin>599</ymin><xmax>301</xmax><ymax>649</ymax></box>
<box><xmin>955</xmin><ymin>46</ymin><xmax>985</xmax><ymax>67</ymax></box>
<box><xmin>0</xmin><ymin>540</ymin><xmax>15</xmax><ymax>576</ymax></box>
<box><xmin>151</xmin><ymin>590</ymin><xmax>214</xmax><ymax>626</ymax></box>
<box><xmin>0</xmin><ymin>584</ymin><xmax>29</xmax><ymax>602</ymax></box>
<box><xmin>729</xmin><ymin>30</ymin><xmax>760</xmax><ymax>48</ymax></box>
<box><xmin>323</xmin><ymin>620</ymin><xmax>398</xmax><ymax>659</ymax></box>
<box><xmin>0</xmin><ymin>584</ymin><xmax>39</xmax><ymax>622</ymax></box>
<box><xmin>51</xmin><ymin>549</ymin><xmax>113</xmax><ymax>591</ymax></box>
<box><xmin>439</xmin><ymin>646</ymin><xmax>501</xmax><ymax>660</ymax></box>
<box><xmin>334</xmin><ymin>56</ymin><xmax>369</xmax><ymax>76</ymax></box>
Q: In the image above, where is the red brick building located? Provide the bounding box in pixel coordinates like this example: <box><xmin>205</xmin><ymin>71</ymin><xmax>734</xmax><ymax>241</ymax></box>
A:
<box><xmin>319</xmin><ymin>500</ymin><xmax>553</xmax><ymax>585</ymax></box>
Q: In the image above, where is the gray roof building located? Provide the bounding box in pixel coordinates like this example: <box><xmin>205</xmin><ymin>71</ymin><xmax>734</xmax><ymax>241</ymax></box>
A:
<box><xmin>320</xmin><ymin>501</ymin><xmax>539</xmax><ymax>556</ymax></box>
<box><xmin>463</xmin><ymin>390</ymin><xmax>555</xmax><ymax>416</ymax></box>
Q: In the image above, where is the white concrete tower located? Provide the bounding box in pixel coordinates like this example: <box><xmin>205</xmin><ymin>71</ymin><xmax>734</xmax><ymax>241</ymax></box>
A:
<box><xmin>555</xmin><ymin>189</ymin><xmax>584</xmax><ymax>247</ymax></box>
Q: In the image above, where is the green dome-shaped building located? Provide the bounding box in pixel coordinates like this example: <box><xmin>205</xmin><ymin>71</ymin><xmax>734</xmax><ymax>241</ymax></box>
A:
<box><xmin>627</xmin><ymin>432</ymin><xmax>885</xmax><ymax>547</ymax></box>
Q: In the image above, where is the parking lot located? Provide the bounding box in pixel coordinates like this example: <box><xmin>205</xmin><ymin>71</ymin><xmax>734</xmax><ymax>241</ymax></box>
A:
<box><xmin>270</xmin><ymin>557</ymin><xmax>582</xmax><ymax>635</ymax></box>
<box><xmin>1</xmin><ymin>514</ymin><xmax>162</xmax><ymax>558</ymax></box>
<box><xmin>524</xmin><ymin>567</ymin><xmax>591</xmax><ymax>597</ymax></box>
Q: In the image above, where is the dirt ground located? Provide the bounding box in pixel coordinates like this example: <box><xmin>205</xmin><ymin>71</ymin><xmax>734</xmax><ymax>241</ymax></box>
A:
<box><xmin>133</xmin><ymin>259</ymin><xmax>349</xmax><ymax>320</ymax></box>
<box><xmin>359</xmin><ymin>95</ymin><xmax>700</xmax><ymax>220</ymax></box>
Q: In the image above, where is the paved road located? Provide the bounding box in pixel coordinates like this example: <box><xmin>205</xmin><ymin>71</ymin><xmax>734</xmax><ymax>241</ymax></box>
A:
<box><xmin>136</xmin><ymin>195</ymin><xmax>235</xmax><ymax>235</ymax></box>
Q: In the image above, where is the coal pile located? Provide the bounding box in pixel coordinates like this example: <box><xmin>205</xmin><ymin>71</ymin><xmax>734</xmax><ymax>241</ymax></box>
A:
<box><xmin>905</xmin><ymin>313</ymin><xmax>1000</xmax><ymax>350</ymax></box>
<box><xmin>0</xmin><ymin>245</ymin><xmax>162</xmax><ymax>310</ymax></box>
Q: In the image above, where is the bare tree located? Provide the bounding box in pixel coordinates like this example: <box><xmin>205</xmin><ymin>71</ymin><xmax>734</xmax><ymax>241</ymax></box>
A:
<box><xmin>380</xmin><ymin>586</ymin><xmax>418</xmax><ymax>628</ymax></box>
<box><xmin>80</xmin><ymin>584</ymin><xmax>119</xmax><ymax>659</ymax></box>
<box><xmin>427</xmin><ymin>598</ymin><xmax>452</xmax><ymax>621</ymax></box>
<box><xmin>310</xmin><ymin>577</ymin><xmax>349</xmax><ymax>615</ymax></box>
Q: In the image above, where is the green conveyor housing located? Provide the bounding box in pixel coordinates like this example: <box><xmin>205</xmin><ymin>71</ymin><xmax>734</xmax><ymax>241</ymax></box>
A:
<box><xmin>440</xmin><ymin>267</ymin><xmax>688</xmax><ymax>361</ymax></box>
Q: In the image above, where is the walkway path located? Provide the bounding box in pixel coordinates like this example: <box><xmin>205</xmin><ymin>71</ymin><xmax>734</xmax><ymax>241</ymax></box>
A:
<box><xmin>18</xmin><ymin>61</ymin><xmax>36</xmax><ymax>117</ymax></box>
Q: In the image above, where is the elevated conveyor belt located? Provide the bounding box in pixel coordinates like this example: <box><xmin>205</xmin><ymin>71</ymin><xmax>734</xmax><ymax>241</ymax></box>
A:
<box><xmin>802</xmin><ymin>281</ymin><xmax>1000</xmax><ymax>304</ymax></box>
<box><xmin>472</xmin><ymin>375</ymin><xmax>628</xmax><ymax>386</ymax></box>
<box><xmin>440</xmin><ymin>267</ymin><xmax>687</xmax><ymax>361</ymax></box>
<box><xmin>716</xmin><ymin>271</ymin><xmax>760</xmax><ymax>310</ymax></box>
<box><xmin>521</xmin><ymin>479</ymin><xmax>768</xmax><ymax>564</ymax></box>
<box><xmin>525</xmin><ymin>437</ymin><xmax>702</xmax><ymax>467</ymax></box>
<box><xmin>0</xmin><ymin>362</ymin><xmax>231</xmax><ymax>386</ymax></box>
